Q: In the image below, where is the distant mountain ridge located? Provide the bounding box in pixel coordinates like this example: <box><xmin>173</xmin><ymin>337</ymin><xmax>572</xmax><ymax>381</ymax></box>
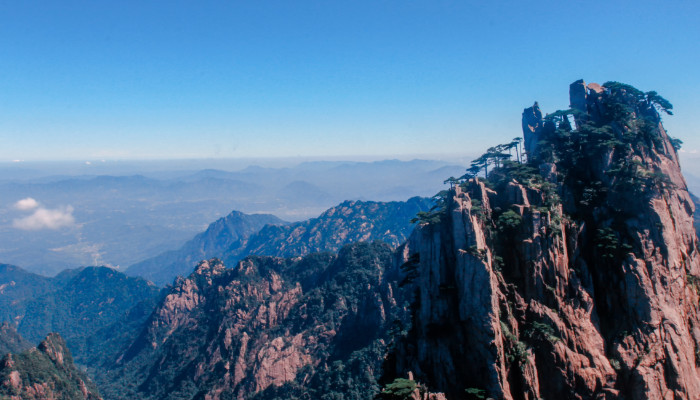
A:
<box><xmin>127</xmin><ymin>210</ymin><xmax>286</xmax><ymax>285</ymax></box>
<box><xmin>0</xmin><ymin>159</ymin><xmax>463</xmax><ymax>275</ymax></box>
<box><xmin>227</xmin><ymin>197</ymin><xmax>432</xmax><ymax>262</ymax></box>
<box><xmin>127</xmin><ymin>197</ymin><xmax>432</xmax><ymax>286</ymax></box>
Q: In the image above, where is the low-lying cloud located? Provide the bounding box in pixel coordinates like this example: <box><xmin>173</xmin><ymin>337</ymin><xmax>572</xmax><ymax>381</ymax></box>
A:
<box><xmin>12</xmin><ymin>199</ymin><xmax>76</xmax><ymax>230</ymax></box>
<box><xmin>14</xmin><ymin>197</ymin><xmax>39</xmax><ymax>211</ymax></box>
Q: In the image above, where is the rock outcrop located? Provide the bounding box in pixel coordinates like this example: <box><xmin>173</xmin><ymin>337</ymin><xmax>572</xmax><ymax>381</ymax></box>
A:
<box><xmin>391</xmin><ymin>80</ymin><xmax>700</xmax><ymax>399</ymax></box>
<box><xmin>0</xmin><ymin>333</ymin><xmax>102</xmax><ymax>399</ymax></box>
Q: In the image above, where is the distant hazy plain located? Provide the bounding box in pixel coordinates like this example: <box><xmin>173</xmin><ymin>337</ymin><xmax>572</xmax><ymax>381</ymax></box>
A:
<box><xmin>0</xmin><ymin>158</ymin><xmax>465</xmax><ymax>275</ymax></box>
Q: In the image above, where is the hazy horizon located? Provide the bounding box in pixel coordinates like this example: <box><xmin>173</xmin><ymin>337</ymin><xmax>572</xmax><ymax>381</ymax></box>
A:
<box><xmin>2</xmin><ymin>1</ymin><xmax>699</xmax><ymax>162</ymax></box>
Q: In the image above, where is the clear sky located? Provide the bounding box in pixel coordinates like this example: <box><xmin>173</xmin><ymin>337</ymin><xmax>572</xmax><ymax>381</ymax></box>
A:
<box><xmin>1</xmin><ymin>1</ymin><xmax>699</xmax><ymax>161</ymax></box>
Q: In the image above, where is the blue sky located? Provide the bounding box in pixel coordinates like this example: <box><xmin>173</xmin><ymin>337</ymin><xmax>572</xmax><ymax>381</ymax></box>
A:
<box><xmin>1</xmin><ymin>1</ymin><xmax>699</xmax><ymax>161</ymax></box>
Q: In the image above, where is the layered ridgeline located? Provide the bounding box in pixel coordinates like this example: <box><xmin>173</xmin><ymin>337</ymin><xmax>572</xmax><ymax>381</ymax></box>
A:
<box><xmin>128</xmin><ymin>197</ymin><xmax>431</xmax><ymax>286</ymax></box>
<box><xmin>97</xmin><ymin>242</ymin><xmax>406</xmax><ymax>400</ymax></box>
<box><xmin>127</xmin><ymin>211</ymin><xmax>286</xmax><ymax>286</ymax></box>
<box><xmin>0</xmin><ymin>333</ymin><xmax>102</xmax><ymax>400</ymax></box>
<box><xmin>0</xmin><ymin>264</ymin><xmax>160</xmax><ymax>365</ymax></box>
<box><xmin>388</xmin><ymin>81</ymin><xmax>700</xmax><ymax>399</ymax></box>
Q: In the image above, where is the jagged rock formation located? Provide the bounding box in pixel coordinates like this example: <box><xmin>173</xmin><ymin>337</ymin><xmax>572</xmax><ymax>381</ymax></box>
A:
<box><xmin>0</xmin><ymin>333</ymin><xmax>102</xmax><ymax>399</ymax></box>
<box><xmin>127</xmin><ymin>210</ymin><xmax>286</xmax><ymax>286</ymax></box>
<box><xmin>390</xmin><ymin>80</ymin><xmax>700</xmax><ymax>399</ymax></box>
<box><xmin>98</xmin><ymin>242</ymin><xmax>406</xmax><ymax>400</ymax></box>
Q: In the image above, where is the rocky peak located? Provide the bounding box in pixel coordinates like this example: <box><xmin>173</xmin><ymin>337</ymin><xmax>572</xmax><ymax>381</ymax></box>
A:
<box><xmin>194</xmin><ymin>258</ymin><xmax>226</xmax><ymax>278</ymax></box>
<box><xmin>37</xmin><ymin>333</ymin><xmax>69</xmax><ymax>366</ymax></box>
<box><xmin>391</xmin><ymin>80</ymin><xmax>700</xmax><ymax>399</ymax></box>
<box><xmin>521</xmin><ymin>101</ymin><xmax>543</xmax><ymax>157</ymax></box>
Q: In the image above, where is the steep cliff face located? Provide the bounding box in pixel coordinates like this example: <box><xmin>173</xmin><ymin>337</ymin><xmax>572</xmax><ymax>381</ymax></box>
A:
<box><xmin>0</xmin><ymin>333</ymin><xmax>102</xmax><ymax>400</ymax></box>
<box><xmin>392</xmin><ymin>80</ymin><xmax>700</xmax><ymax>399</ymax></box>
<box><xmin>100</xmin><ymin>242</ymin><xmax>406</xmax><ymax>400</ymax></box>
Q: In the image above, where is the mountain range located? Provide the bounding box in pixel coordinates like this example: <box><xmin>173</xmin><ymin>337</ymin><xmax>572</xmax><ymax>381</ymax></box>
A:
<box><xmin>98</xmin><ymin>243</ymin><xmax>404</xmax><ymax>400</ymax></box>
<box><xmin>126</xmin><ymin>211</ymin><xmax>286</xmax><ymax>285</ymax></box>
<box><xmin>128</xmin><ymin>197</ymin><xmax>432</xmax><ymax>286</ymax></box>
<box><xmin>0</xmin><ymin>160</ymin><xmax>463</xmax><ymax>275</ymax></box>
<box><xmin>1</xmin><ymin>80</ymin><xmax>698</xmax><ymax>399</ymax></box>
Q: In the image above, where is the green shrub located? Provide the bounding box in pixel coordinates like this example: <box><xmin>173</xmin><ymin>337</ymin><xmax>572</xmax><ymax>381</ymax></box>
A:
<box><xmin>378</xmin><ymin>378</ymin><xmax>417</xmax><ymax>399</ymax></box>
<box><xmin>497</xmin><ymin>210</ymin><xmax>522</xmax><ymax>232</ymax></box>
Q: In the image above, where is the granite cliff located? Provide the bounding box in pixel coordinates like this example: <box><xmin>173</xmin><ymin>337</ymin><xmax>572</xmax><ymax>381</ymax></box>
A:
<box><xmin>389</xmin><ymin>80</ymin><xmax>700</xmax><ymax>399</ymax></box>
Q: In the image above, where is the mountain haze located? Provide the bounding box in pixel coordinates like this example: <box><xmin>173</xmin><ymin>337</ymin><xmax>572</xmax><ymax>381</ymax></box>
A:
<box><xmin>0</xmin><ymin>160</ymin><xmax>462</xmax><ymax>275</ymax></box>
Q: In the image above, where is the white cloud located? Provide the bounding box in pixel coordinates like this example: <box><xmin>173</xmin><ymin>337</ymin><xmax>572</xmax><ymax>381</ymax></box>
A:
<box><xmin>14</xmin><ymin>197</ymin><xmax>40</xmax><ymax>211</ymax></box>
<box><xmin>13</xmin><ymin>205</ymin><xmax>76</xmax><ymax>230</ymax></box>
